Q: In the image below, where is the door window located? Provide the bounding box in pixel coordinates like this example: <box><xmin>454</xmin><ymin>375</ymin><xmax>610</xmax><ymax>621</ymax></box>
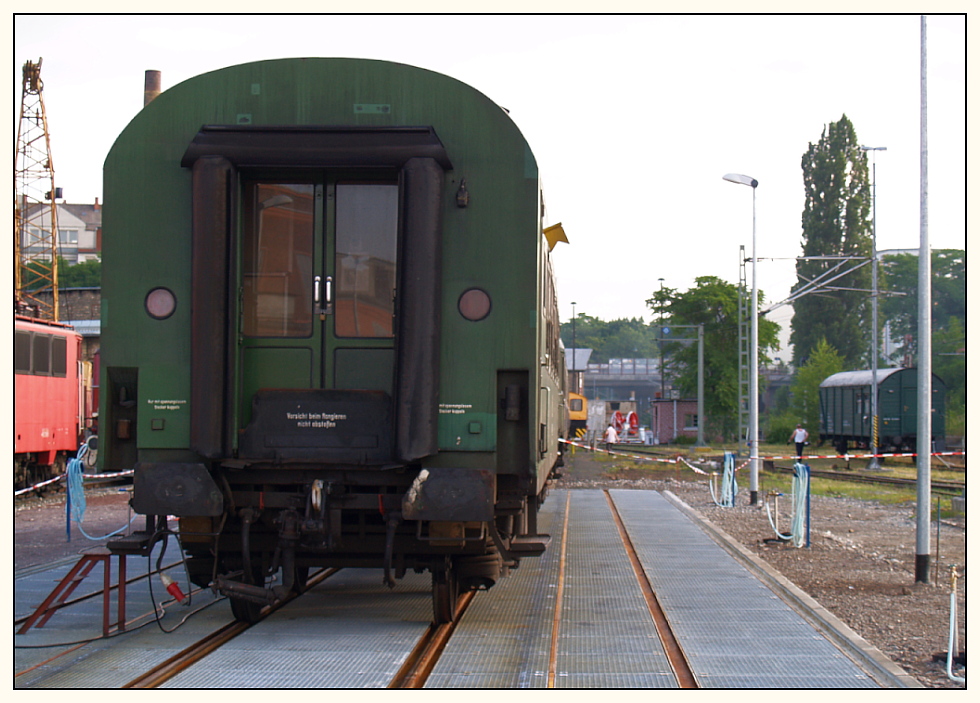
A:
<box><xmin>334</xmin><ymin>184</ymin><xmax>398</xmax><ymax>338</ymax></box>
<box><xmin>242</xmin><ymin>183</ymin><xmax>315</xmax><ymax>338</ymax></box>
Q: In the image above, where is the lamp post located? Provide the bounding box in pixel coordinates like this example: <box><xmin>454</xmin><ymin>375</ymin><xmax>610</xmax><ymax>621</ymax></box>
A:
<box><xmin>723</xmin><ymin>173</ymin><xmax>759</xmax><ymax>505</ymax></box>
<box><xmin>571</xmin><ymin>301</ymin><xmax>577</xmax><ymax>394</ymax></box>
<box><xmin>658</xmin><ymin>278</ymin><xmax>665</xmax><ymax>400</ymax></box>
<box><xmin>860</xmin><ymin>145</ymin><xmax>886</xmax><ymax>470</ymax></box>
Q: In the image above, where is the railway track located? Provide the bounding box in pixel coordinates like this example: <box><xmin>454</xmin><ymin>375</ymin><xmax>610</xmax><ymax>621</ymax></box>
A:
<box><xmin>122</xmin><ymin>567</ymin><xmax>340</xmax><ymax>688</ymax></box>
<box><xmin>771</xmin><ymin>464</ymin><xmax>965</xmax><ymax>494</ymax></box>
<box><xmin>102</xmin><ymin>492</ymin><xmax>702</xmax><ymax>689</ymax></box>
<box><xmin>388</xmin><ymin>591</ymin><xmax>476</xmax><ymax>688</ymax></box>
<box><xmin>17</xmin><ymin>488</ymin><xmax>894</xmax><ymax>689</ymax></box>
<box><xmin>603</xmin><ymin>490</ymin><xmax>697</xmax><ymax>688</ymax></box>
<box><xmin>119</xmin><ymin>569</ymin><xmax>480</xmax><ymax>689</ymax></box>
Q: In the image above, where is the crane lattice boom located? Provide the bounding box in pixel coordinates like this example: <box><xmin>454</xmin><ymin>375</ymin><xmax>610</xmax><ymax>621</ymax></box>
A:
<box><xmin>15</xmin><ymin>58</ymin><xmax>60</xmax><ymax>321</ymax></box>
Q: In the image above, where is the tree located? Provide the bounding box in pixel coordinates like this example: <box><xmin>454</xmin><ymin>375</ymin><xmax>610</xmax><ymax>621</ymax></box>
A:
<box><xmin>792</xmin><ymin>114</ymin><xmax>872</xmax><ymax>368</ymax></box>
<box><xmin>880</xmin><ymin>249</ymin><xmax>964</xmax><ymax>358</ymax></box>
<box><xmin>647</xmin><ymin>276</ymin><xmax>780</xmax><ymax>441</ymax></box>
<box><xmin>20</xmin><ymin>256</ymin><xmax>102</xmax><ymax>289</ymax></box>
<box><xmin>791</xmin><ymin>338</ymin><xmax>845</xmax><ymax>439</ymax></box>
<box><xmin>60</xmin><ymin>258</ymin><xmax>102</xmax><ymax>288</ymax></box>
<box><xmin>878</xmin><ymin>249</ymin><xmax>964</xmax><ymax>431</ymax></box>
<box><xmin>768</xmin><ymin>338</ymin><xmax>845</xmax><ymax>446</ymax></box>
<box><xmin>559</xmin><ymin>315</ymin><xmax>656</xmax><ymax>363</ymax></box>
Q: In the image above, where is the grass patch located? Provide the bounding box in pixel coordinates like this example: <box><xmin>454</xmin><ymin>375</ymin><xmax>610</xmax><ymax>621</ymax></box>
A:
<box><xmin>574</xmin><ymin>441</ymin><xmax>963</xmax><ymax>516</ymax></box>
<box><xmin>754</xmin><ymin>470</ymin><xmax>963</xmax><ymax>517</ymax></box>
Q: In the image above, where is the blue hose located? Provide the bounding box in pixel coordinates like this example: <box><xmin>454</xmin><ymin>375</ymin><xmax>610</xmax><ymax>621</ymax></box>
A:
<box><xmin>67</xmin><ymin>443</ymin><xmax>138</xmax><ymax>541</ymax></box>
<box><xmin>765</xmin><ymin>462</ymin><xmax>809</xmax><ymax>547</ymax></box>
<box><xmin>710</xmin><ymin>452</ymin><xmax>738</xmax><ymax>507</ymax></box>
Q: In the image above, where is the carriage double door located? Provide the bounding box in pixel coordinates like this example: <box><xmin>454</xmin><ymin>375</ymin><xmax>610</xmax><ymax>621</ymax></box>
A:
<box><xmin>237</xmin><ymin>177</ymin><xmax>399</xmax><ymax>457</ymax></box>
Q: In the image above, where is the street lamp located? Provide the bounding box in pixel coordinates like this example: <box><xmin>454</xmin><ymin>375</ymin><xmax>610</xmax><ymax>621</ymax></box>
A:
<box><xmin>658</xmin><ymin>278</ymin><xmax>665</xmax><ymax>400</ymax></box>
<box><xmin>860</xmin><ymin>145</ymin><xmax>886</xmax><ymax>470</ymax></box>
<box><xmin>571</xmin><ymin>301</ymin><xmax>577</xmax><ymax>394</ymax></box>
<box><xmin>723</xmin><ymin>173</ymin><xmax>760</xmax><ymax>505</ymax></box>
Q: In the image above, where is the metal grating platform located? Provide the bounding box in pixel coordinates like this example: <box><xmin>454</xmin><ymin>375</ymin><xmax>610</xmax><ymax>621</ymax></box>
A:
<box><xmin>15</xmin><ymin>540</ymin><xmax>230</xmax><ymax>689</ymax></box>
<box><xmin>429</xmin><ymin>490</ymin><xmax>678</xmax><ymax>688</ymax></box>
<box><xmin>556</xmin><ymin>492</ymin><xmax>676</xmax><ymax>688</ymax></box>
<box><xmin>425</xmin><ymin>486</ymin><xmax>567</xmax><ymax>688</ymax></box>
<box><xmin>608</xmin><ymin>489</ymin><xmax>878</xmax><ymax>688</ymax></box>
<box><xmin>16</xmin><ymin>489</ymin><xmax>901</xmax><ymax>687</ymax></box>
<box><xmin>162</xmin><ymin>569</ymin><xmax>432</xmax><ymax>688</ymax></box>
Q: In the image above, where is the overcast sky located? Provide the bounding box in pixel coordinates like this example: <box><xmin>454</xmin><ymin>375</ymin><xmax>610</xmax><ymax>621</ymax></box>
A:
<box><xmin>12</xmin><ymin>12</ymin><xmax>966</xmax><ymax>359</ymax></box>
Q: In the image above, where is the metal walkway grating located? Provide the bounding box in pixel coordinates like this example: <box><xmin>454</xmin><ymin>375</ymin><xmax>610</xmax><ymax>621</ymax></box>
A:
<box><xmin>426</xmin><ymin>488</ymin><xmax>566</xmax><ymax>688</ymax></box>
<box><xmin>431</xmin><ymin>490</ymin><xmax>679</xmax><ymax>688</ymax></box>
<box><xmin>609</xmin><ymin>489</ymin><xmax>878</xmax><ymax>688</ymax></box>
<box><xmin>163</xmin><ymin>569</ymin><xmax>432</xmax><ymax>688</ymax></box>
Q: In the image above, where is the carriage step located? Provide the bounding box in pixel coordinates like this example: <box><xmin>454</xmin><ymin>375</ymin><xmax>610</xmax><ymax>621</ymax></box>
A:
<box><xmin>510</xmin><ymin>534</ymin><xmax>551</xmax><ymax>556</ymax></box>
<box><xmin>215</xmin><ymin>576</ymin><xmax>281</xmax><ymax>606</ymax></box>
<box><xmin>107</xmin><ymin>531</ymin><xmax>155</xmax><ymax>556</ymax></box>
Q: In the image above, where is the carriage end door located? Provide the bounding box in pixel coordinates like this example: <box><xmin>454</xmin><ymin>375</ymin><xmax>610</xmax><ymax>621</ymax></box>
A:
<box><xmin>237</xmin><ymin>178</ymin><xmax>399</xmax><ymax>462</ymax></box>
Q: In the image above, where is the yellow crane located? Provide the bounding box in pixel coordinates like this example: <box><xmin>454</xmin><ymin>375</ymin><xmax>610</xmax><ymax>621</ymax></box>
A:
<box><xmin>15</xmin><ymin>58</ymin><xmax>60</xmax><ymax>321</ymax></box>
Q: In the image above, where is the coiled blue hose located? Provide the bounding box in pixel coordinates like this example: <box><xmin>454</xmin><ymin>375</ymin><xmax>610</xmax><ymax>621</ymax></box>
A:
<box><xmin>765</xmin><ymin>462</ymin><xmax>809</xmax><ymax>547</ymax></box>
<box><xmin>67</xmin><ymin>443</ymin><xmax>138</xmax><ymax>540</ymax></box>
<box><xmin>710</xmin><ymin>452</ymin><xmax>738</xmax><ymax>507</ymax></box>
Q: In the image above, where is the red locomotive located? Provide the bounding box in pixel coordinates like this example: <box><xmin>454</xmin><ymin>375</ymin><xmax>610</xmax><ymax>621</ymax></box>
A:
<box><xmin>15</xmin><ymin>313</ymin><xmax>87</xmax><ymax>488</ymax></box>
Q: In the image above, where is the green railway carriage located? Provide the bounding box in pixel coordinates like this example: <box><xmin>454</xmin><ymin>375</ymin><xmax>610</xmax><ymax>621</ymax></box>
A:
<box><xmin>99</xmin><ymin>58</ymin><xmax>566</xmax><ymax>623</ymax></box>
<box><xmin>818</xmin><ymin>368</ymin><xmax>946</xmax><ymax>455</ymax></box>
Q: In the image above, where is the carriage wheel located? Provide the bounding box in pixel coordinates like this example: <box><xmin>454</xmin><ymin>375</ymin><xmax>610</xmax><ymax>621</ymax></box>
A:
<box><xmin>431</xmin><ymin>561</ymin><xmax>459</xmax><ymax>624</ymax></box>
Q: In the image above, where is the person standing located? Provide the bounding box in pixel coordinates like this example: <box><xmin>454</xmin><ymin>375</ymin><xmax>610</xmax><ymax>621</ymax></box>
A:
<box><xmin>789</xmin><ymin>424</ymin><xmax>809</xmax><ymax>461</ymax></box>
<box><xmin>604</xmin><ymin>423</ymin><xmax>618</xmax><ymax>452</ymax></box>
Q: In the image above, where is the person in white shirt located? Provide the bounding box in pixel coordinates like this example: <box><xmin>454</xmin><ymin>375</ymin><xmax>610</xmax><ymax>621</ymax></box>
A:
<box><xmin>789</xmin><ymin>424</ymin><xmax>809</xmax><ymax>460</ymax></box>
<box><xmin>604</xmin><ymin>424</ymin><xmax>618</xmax><ymax>452</ymax></box>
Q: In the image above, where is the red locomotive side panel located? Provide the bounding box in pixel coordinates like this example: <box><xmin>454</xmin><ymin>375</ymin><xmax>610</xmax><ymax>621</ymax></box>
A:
<box><xmin>14</xmin><ymin>316</ymin><xmax>82</xmax><ymax>464</ymax></box>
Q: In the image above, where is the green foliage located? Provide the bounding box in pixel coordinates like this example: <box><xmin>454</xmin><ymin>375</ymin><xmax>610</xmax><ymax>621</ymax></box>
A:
<box><xmin>764</xmin><ymin>339</ymin><xmax>844</xmax><ymax>446</ymax></box>
<box><xmin>766</xmin><ymin>411</ymin><xmax>799</xmax><ymax>446</ymax></box>
<box><xmin>880</xmin><ymin>250</ymin><xmax>965</xmax><ymax>343</ymax></box>
<box><xmin>560</xmin><ymin>315</ymin><xmax>656</xmax><ymax>363</ymax></box>
<box><xmin>792</xmin><ymin>114</ymin><xmax>872</xmax><ymax>367</ymax></box>
<box><xmin>20</xmin><ymin>257</ymin><xmax>102</xmax><ymax>290</ymax></box>
<box><xmin>791</xmin><ymin>338</ymin><xmax>845</xmax><ymax>436</ymax></box>
<box><xmin>934</xmin><ymin>315</ymin><xmax>965</xmax><ymax>426</ymax></box>
<box><xmin>60</xmin><ymin>258</ymin><xmax>102</xmax><ymax>287</ymax></box>
<box><xmin>654</xmin><ymin>276</ymin><xmax>780</xmax><ymax>441</ymax></box>
<box><xmin>19</xmin><ymin>260</ymin><xmax>57</xmax><ymax>291</ymax></box>
<box><xmin>879</xmin><ymin>249</ymin><xmax>964</xmax><ymax>424</ymax></box>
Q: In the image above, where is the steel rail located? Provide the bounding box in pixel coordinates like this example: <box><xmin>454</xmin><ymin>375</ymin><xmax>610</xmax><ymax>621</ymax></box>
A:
<box><xmin>388</xmin><ymin>590</ymin><xmax>476</xmax><ymax>689</ymax></box>
<box><xmin>772</xmin><ymin>465</ymin><xmax>964</xmax><ymax>493</ymax></box>
<box><xmin>547</xmin><ymin>491</ymin><xmax>572</xmax><ymax>688</ymax></box>
<box><xmin>604</xmin><ymin>489</ymin><xmax>699</xmax><ymax>689</ymax></box>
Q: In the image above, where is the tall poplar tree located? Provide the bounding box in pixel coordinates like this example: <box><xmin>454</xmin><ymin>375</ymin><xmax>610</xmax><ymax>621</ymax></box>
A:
<box><xmin>791</xmin><ymin>114</ymin><xmax>872</xmax><ymax>367</ymax></box>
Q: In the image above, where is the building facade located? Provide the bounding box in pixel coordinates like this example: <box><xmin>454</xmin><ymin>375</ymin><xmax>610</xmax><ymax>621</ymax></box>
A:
<box><xmin>22</xmin><ymin>199</ymin><xmax>102</xmax><ymax>265</ymax></box>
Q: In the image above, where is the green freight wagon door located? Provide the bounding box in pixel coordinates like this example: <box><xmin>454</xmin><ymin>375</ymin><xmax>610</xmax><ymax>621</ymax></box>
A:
<box><xmin>900</xmin><ymin>385</ymin><xmax>917</xmax><ymax>436</ymax></box>
<box><xmin>237</xmin><ymin>178</ymin><xmax>398</xmax><ymax>462</ymax></box>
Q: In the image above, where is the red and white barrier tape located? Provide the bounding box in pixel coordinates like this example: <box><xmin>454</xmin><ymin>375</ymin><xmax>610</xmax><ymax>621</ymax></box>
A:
<box><xmin>559</xmin><ymin>438</ymin><xmax>964</xmax><ymax>474</ymax></box>
<box><xmin>15</xmin><ymin>468</ymin><xmax>135</xmax><ymax>498</ymax></box>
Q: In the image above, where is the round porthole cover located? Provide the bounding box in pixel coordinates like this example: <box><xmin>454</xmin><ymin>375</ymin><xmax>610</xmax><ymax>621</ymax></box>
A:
<box><xmin>458</xmin><ymin>288</ymin><xmax>491</xmax><ymax>321</ymax></box>
<box><xmin>145</xmin><ymin>287</ymin><xmax>177</xmax><ymax>319</ymax></box>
